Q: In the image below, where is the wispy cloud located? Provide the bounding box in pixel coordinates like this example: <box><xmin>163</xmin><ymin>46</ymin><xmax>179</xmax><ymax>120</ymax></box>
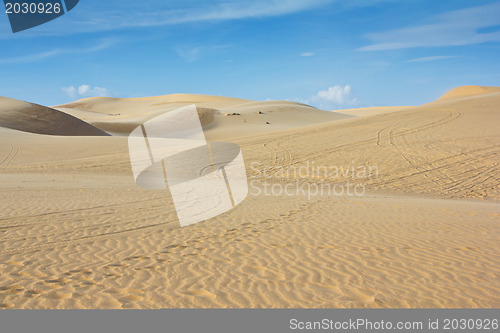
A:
<box><xmin>61</xmin><ymin>84</ymin><xmax>109</xmax><ymax>99</ymax></box>
<box><xmin>167</xmin><ymin>0</ymin><xmax>331</xmax><ymax>23</ymax></box>
<box><xmin>301</xmin><ymin>52</ymin><xmax>314</xmax><ymax>57</ymax></box>
<box><xmin>407</xmin><ymin>55</ymin><xmax>458</xmax><ymax>63</ymax></box>
<box><xmin>359</xmin><ymin>2</ymin><xmax>500</xmax><ymax>51</ymax></box>
<box><xmin>0</xmin><ymin>39</ymin><xmax>116</xmax><ymax>64</ymax></box>
<box><xmin>0</xmin><ymin>50</ymin><xmax>62</xmax><ymax>64</ymax></box>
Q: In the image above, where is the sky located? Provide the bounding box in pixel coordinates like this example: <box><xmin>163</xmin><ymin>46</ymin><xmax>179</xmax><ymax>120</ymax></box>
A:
<box><xmin>0</xmin><ymin>0</ymin><xmax>499</xmax><ymax>109</ymax></box>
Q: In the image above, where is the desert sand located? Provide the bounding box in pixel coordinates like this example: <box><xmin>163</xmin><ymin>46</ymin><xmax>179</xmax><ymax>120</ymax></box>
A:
<box><xmin>0</xmin><ymin>86</ymin><xmax>498</xmax><ymax>309</ymax></box>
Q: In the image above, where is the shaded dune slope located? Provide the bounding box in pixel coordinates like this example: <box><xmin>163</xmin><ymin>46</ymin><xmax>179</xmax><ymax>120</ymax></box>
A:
<box><xmin>0</xmin><ymin>96</ymin><xmax>109</xmax><ymax>136</ymax></box>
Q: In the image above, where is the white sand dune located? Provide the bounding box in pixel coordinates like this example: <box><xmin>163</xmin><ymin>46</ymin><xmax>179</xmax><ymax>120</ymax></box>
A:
<box><xmin>54</xmin><ymin>94</ymin><xmax>352</xmax><ymax>139</ymax></box>
<box><xmin>0</xmin><ymin>86</ymin><xmax>498</xmax><ymax>309</ymax></box>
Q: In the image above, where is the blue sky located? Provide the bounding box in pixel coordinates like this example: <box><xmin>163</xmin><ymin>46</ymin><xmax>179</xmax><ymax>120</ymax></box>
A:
<box><xmin>0</xmin><ymin>0</ymin><xmax>499</xmax><ymax>109</ymax></box>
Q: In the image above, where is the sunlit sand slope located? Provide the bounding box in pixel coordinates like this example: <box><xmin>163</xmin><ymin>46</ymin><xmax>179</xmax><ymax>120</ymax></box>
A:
<box><xmin>240</xmin><ymin>86</ymin><xmax>500</xmax><ymax>200</ymax></box>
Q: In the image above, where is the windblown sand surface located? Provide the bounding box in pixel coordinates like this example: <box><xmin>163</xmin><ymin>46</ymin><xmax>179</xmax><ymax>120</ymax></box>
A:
<box><xmin>0</xmin><ymin>86</ymin><xmax>499</xmax><ymax>309</ymax></box>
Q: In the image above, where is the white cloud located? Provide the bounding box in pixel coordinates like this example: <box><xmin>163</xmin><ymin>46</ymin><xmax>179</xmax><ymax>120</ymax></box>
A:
<box><xmin>292</xmin><ymin>85</ymin><xmax>359</xmax><ymax>110</ymax></box>
<box><xmin>311</xmin><ymin>85</ymin><xmax>358</xmax><ymax>109</ymax></box>
<box><xmin>61</xmin><ymin>85</ymin><xmax>110</xmax><ymax>99</ymax></box>
<box><xmin>359</xmin><ymin>3</ymin><xmax>500</xmax><ymax>51</ymax></box>
<box><xmin>407</xmin><ymin>55</ymin><xmax>458</xmax><ymax>63</ymax></box>
<box><xmin>301</xmin><ymin>52</ymin><xmax>314</xmax><ymax>57</ymax></box>
<box><xmin>61</xmin><ymin>86</ymin><xmax>77</xmax><ymax>99</ymax></box>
